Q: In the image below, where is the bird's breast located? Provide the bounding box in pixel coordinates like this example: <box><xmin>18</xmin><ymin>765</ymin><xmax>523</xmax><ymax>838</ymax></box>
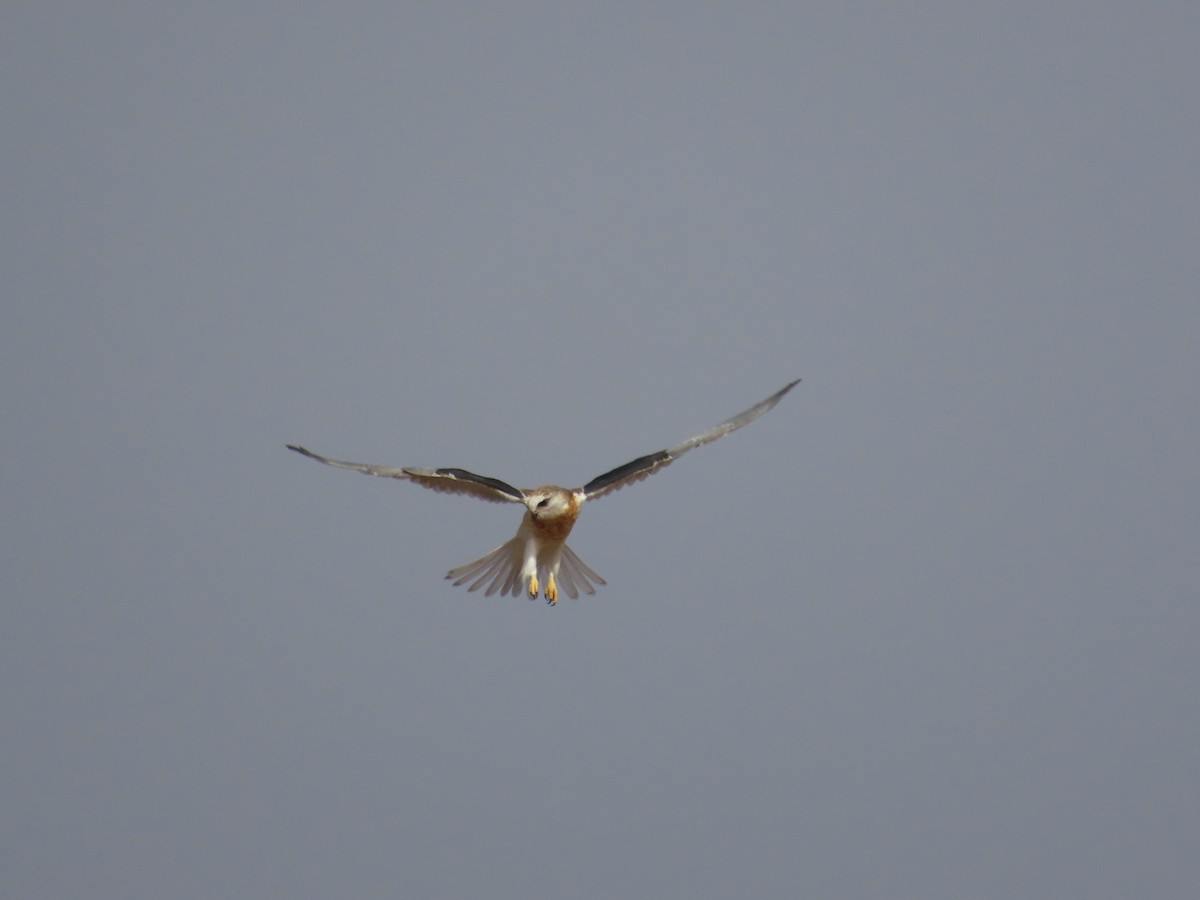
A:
<box><xmin>530</xmin><ymin>511</ymin><xmax>578</xmax><ymax>543</ymax></box>
<box><xmin>527</xmin><ymin>492</ymin><xmax>582</xmax><ymax>543</ymax></box>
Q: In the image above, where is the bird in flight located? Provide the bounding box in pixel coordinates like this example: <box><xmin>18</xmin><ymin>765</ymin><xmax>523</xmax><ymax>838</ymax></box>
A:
<box><xmin>287</xmin><ymin>379</ymin><xmax>798</xmax><ymax>605</ymax></box>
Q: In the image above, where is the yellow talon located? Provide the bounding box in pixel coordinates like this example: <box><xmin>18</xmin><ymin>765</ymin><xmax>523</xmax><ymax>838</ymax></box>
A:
<box><xmin>546</xmin><ymin>573</ymin><xmax>558</xmax><ymax>605</ymax></box>
<box><xmin>528</xmin><ymin>573</ymin><xmax>539</xmax><ymax>599</ymax></box>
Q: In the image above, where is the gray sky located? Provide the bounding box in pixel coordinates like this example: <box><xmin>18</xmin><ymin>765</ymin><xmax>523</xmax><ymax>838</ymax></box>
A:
<box><xmin>4</xmin><ymin>3</ymin><xmax>1198</xmax><ymax>897</ymax></box>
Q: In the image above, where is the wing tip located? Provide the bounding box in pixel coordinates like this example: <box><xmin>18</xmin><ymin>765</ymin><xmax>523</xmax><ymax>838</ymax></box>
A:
<box><xmin>758</xmin><ymin>377</ymin><xmax>801</xmax><ymax>410</ymax></box>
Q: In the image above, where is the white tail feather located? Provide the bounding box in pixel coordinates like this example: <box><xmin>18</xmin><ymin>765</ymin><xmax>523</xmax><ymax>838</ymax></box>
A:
<box><xmin>562</xmin><ymin>544</ymin><xmax>606</xmax><ymax>593</ymax></box>
<box><xmin>445</xmin><ymin>539</ymin><xmax>605</xmax><ymax>600</ymax></box>
<box><xmin>446</xmin><ymin>537</ymin><xmax>524</xmax><ymax>596</ymax></box>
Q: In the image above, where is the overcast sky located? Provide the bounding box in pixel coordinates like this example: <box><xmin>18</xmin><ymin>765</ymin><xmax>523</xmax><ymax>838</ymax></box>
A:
<box><xmin>4</xmin><ymin>3</ymin><xmax>1198</xmax><ymax>898</ymax></box>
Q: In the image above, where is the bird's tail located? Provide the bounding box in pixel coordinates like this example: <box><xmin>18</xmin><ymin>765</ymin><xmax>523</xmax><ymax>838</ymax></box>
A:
<box><xmin>446</xmin><ymin>536</ymin><xmax>525</xmax><ymax>597</ymax></box>
<box><xmin>445</xmin><ymin>540</ymin><xmax>607</xmax><ymax>599</ymax></box>
<box><xmin>554</xmin><ymin>543</ymin><xmax>607</xmax><ymax>599</ymax></box>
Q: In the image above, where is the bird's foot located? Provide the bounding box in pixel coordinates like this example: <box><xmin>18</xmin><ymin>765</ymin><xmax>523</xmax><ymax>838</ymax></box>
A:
<box><xmin>545</xmin><ymin>574</ymin><xmax>558</xmax><ymax>606</ymax></box>
<box><xmin>528</xmin><ymin>573</ymin><xmax>539</xmax><ymax>599</ymax></box>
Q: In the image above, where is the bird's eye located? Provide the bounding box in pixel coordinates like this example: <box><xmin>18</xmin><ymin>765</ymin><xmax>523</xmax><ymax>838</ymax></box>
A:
<box><xmin>536</xmin><ymin>498</ymin><xmax>550</xmax><ymax>508</ymax></box>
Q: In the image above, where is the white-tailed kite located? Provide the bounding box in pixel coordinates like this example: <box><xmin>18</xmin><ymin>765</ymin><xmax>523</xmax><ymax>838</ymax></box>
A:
<box><xmin>288</xmin><ymin>379</ymin><xmax>798</xmax><ymax>605</ymax></box>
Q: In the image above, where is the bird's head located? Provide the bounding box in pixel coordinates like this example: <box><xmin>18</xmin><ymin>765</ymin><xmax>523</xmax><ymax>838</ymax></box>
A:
<box><xmin>525</xmin><ymin>487</ymin><xmax>575</xmax><ymax>521</ymax></box>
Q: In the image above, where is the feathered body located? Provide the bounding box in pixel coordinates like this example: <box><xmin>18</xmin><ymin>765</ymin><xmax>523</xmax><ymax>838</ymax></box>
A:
<box><xmin>444</xmin><ymin>487</ymin><xmax>603</xmax><ymax>602</ymax></box>
<box><xmin>287</xmin><ymin>380</ymin><xmax>797</xmax><ymax>605</ymax></box>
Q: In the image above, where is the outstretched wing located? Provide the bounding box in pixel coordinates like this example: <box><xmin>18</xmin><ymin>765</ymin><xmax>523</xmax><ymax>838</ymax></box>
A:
<box><xmin>579</xmin><ymin>379</ymin><xmax>799</xmax><ymax>501</ymax></box>
<box><xmin>286</xmin><ymin>444</ymin><xmax>525</xmax><ymax>504</ymax></box>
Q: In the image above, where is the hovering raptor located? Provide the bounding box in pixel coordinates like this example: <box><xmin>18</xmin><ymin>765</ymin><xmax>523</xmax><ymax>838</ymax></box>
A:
<box><xmin>288</xmin><ymin>379</ymin><xmax>798</xmax><ymax>605</ymax></box>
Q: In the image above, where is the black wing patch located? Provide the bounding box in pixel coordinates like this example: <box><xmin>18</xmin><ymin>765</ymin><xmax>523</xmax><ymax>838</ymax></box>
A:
<box><xmin>579</xmin><ymin>379</ymin><xmax>798</xmax><ymax>501</ymax></box>
<box><xmin>286</xmin><ymin>445</ymin><xmax>525</xmax><ymax>504</ymax></box>
<box><xmin>581</xmin><ymin>450</ymin><xmax>671</xmax><ymax>498</ymax></box>
<box><xmin>430</xmin><ymin>468</ymin><xmax>526</xmax><ymax>502</ymax></box>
